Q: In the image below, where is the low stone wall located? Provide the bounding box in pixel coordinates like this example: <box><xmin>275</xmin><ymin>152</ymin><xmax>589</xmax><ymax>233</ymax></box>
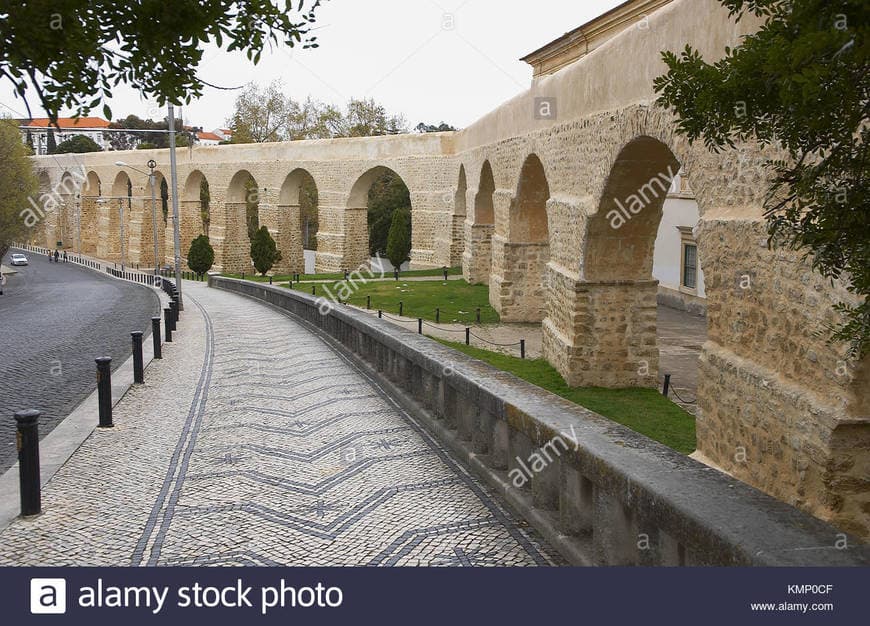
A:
<box><xmin>210</xmin><ymin>275</ymin><xmax>869</xmax><ymax>566</ymax></box>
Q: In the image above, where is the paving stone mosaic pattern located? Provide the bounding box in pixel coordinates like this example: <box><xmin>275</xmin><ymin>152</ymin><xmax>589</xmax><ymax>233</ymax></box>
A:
<box><xmin>0</xmin><ymin>282</ymin><xmax>562</xmax><ymax>567</ymax></box>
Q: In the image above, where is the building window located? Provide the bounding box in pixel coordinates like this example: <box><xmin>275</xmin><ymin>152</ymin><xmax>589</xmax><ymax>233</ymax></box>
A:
<box><xmin>677</xmin><ymin>226</ymin><xmax>699</xmax><ymax>294</ymax></box>
<box><xmin>682</xmin><ymin>243</ymin><xmax>697</xmax><ymax>290</ymax></box>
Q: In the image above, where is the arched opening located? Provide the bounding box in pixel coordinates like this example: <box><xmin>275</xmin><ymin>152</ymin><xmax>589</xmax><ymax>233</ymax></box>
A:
<box><xmin>58</xmin><ymin>172</ymin><xmax>78</xmax><ymax>251</ymax></box>
<box><xmin>511</xmin><ymin>154</ymin><xmax>550</xmax><ymax>243</ymax></box>
<box><xmin>80</xmin><ymin>171</ymin><xmax>101</xmax><ymax>255</ymax></box>
<box><xmin>178</xmin><ymin>170</ymin><xmax>209</xmax><ymax>263</ymax></box>
<box><xmin>491</xmin><ymin>154</ymin><xmax>550</xmax><ymax>322</ymax></box>
<box><xmin>224</xmin><ymin>170</ymin><xmax>260</xmax><ymax>273</ymax></box>
<box><xmin>561</xmin><ymin>135</ymin><xmax>707</xmax><ymax>392</ymax></box>
<box><xmin>448</xmin><ymin>165</ymin><xmax>467</xmax><ymax>266</ymax></box>
<box><xmin>348</xmin><ymin>166</ymin><xmax>411</xmax><ymax>274</ymax></box>
<box><xmin>463</xmin><ymin>160</ymin><xmax>496</xmax><ymax>284</ymax></box>
<box><xmin>476</xmin><ymin>161</ymin><xmax>495</xmax><ymax>225</ymax></box>
<box><xmin>104</xmin><ymin>171</ymin><xmax>132</xmax><ymax>262</ymax></box>
<box><xmin>138</xmin><ymin>170</ymin><xmax>168</xmax><ymax>268</ymax></box>
<box><xmin>279</xmin><ymin>168</ymin><xmax>317</xmax><ymax>274</ymax></box>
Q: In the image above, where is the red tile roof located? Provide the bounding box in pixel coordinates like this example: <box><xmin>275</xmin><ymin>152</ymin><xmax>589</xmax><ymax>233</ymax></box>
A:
<box><xmin>197</xmin><ymin>131</ymin><xmax>222</xmax><ymax>141</ymax></box>
<box><xmin>23</xmin><ymin>117</ymin><xmax>111</xmax><ymax>129</ymax></box>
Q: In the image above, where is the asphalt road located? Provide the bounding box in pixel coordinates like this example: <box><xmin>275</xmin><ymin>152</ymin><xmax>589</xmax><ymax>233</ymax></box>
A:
<box><xmin>0</xmin><ymin>249</ymin><xmax>160</xmax><ymax>473</ymax></box>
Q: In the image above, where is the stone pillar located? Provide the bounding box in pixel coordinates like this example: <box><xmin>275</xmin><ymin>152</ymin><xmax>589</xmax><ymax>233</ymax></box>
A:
<box><xmin>80</xmin><ymin>196</ymin><xmax>99</xmax><ymax>255</ymax></box>
<box><xmin>180</xmin><ymin>199</ymin><xmax>205</xmax><ymax>261</ymax></box>
<box><xmin>489</xmin><ymin>236</ymin><xmax>550</xmax><ymax>323</ymax></box>
<box><xmin>273</xmin><ymin>204</ymin><xmax>305</xmax><ymax>274</ymax></box>
<box><xmin>462</xmin><ymin>221</ymin><xmax>494</xmax><ymax>285</ymax></box>
<box><xmin>220</xmin><ymin>201</ymin><xmax>250</xmax><ymax>274</ymax></box>
<box><xmin>694</xmin><ymin>215</ymin><xmax>870</xmax><ymax>538</ymax></box>
<box><xmin>343</xmin><ymin>205</ymin><xmax>369</xmax><ymax>272</ymax></box>
<box><xmin>314</xmin><ymin>203</ymin><xmax>348</xmax><ymax>273</ymax></box>
<box><xmin>542</xmin><ymin>265</ymin><xmax>659</xmax><ymax>388</ymax></box>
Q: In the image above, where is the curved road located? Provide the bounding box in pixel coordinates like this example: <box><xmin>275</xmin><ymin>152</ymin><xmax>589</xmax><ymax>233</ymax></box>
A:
<box><xmin>0</xmin><ymin>250</ymin><xmax>159</xmax><ymax>472</ymax></box>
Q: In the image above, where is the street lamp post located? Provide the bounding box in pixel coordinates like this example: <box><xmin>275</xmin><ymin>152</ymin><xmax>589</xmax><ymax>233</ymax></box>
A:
<box><xmin>119</xmin><ymin>197</ymin><xmax>125</xmax><ymax>270</ymax></box>
<box><xmin>167</xmin><ymin>104</ymin><xmax>183</xmax><ymax>311</ymax></box>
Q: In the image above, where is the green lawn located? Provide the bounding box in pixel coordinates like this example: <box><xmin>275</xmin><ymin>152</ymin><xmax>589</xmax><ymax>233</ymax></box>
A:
<box><xmin>435</xmin><ymin>339</ymin><xmax>696</xmax><ymax>454</ymax></box>
<box><xmin>288</xmin><ymin>278</ymin><xmax>500</xmax><ymax>325</ymax></box>
<box><xmin>224</xmin><ymin>266</ymin><xmax>462</xmax><ymax>283</ymax></box>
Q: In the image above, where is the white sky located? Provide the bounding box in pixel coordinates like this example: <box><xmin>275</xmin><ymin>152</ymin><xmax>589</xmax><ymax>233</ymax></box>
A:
<box><xmin>1</xmin><ymin>0</ymin><xmax>625</xmax><ymax>130</ymax></box>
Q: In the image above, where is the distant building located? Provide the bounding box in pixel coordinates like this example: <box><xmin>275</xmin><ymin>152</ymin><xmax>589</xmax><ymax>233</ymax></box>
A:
<box><xmin>196</xmin><ymin>131</ymin><xmax>223</xmax><ymax>146</ymax></box>
<box><xmin>212</xmin><ymin>128</ymin><xmax>233</xmax><ymax>142</ymax></box>
<box><xmin>19</xmin><ymin>117</ymin><xmax>114</xmax><ymax>154</ymax></box>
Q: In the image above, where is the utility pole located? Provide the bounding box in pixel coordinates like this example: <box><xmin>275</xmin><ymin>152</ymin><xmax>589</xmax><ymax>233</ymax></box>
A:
<box><xmin>148</xmin><ymin>159</ymin><xmax>158</xmax><ymax>275</ymax></box>
<box><xmin>168</xmin><ymin>104</ymin><xmax>184</xmax><ymax>310</ymax></box>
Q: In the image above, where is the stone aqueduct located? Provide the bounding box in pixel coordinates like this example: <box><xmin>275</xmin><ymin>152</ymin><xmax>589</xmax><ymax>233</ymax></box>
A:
<box><xmin>26</xmin><ymin>0</ymin><xmax>868</xmax><ymax>537</ymax></box>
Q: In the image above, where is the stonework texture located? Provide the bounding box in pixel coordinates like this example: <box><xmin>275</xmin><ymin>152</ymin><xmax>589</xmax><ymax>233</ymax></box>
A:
<box><xmin>26</xmin><ymin>0</ymin><xmax>868</xmax><ymax>538</ymax></box>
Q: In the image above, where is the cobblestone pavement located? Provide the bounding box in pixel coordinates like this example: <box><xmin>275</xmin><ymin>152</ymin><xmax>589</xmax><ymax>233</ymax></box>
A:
<box><xmin>0</xmin><ymin>250</ymin><xmax>159</xmax><ymax>473</ymax></box>
<box><xmin>0</xmin><ymin>281</ymin><xmax>562</xmax><ymax>566</ymax></box>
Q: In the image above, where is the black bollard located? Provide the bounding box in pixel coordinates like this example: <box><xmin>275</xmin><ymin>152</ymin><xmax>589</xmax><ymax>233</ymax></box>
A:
<box><xmin>399</xmin><ymin>301</ymin><xmax>404</xmax><ymax>316</ymax></box>
<box><xmin>344</xmin><ymin>269</ymin><xmax>349</xmax><ymax>281</ymax></box>
<box><xmin>418</xmin><ymin>318</ymin><xmax>423</xmax><ymax>334</ymax></box>
<box><xmin>520</xmin><ymin>339</ymin><xmax>526</xmax><ymax>360</ymax></box>
<box><xmin>152</xmin><ymin>317</ymin><xmax>162</xmax><ymax>359</ymax></box>
<box><xmin>131</xmin><ymin>331</ymin><xmax>144</xmax><ymax>384</ymax></box>
<box><xmin>465</xmin><ymin>327</ymin><xmax>470</xmax><ymax>345</ymax></box>
<box><xmin>442</xmin><ymin>266</ymin><xmax>448</xmax><ymax>281</ymax></box>
<box><xmin>436</xmin><ymin>308</ymin><xmax>440</xmax><ymax>323</ymax></box>
<box><xmin>366</xmin><ymin>295</ymin><xmax>371</xmax><ymax>310</ymax></box>
<box><xmin>95</xmin><ymin>357</ymin><xmax>113</xmax><ymax>428</ymax></box>
<box><xmin>269</xmin><ymin>276</ymin><xmax>273</xmax><ymax>285</ymax></box>
<box><xmin>312</xmin><ymin>285</ymin><xmax>316</xmax><ymax>295</ymax></box>
<box><xmin>662</xmin><ymin>374</ymin><xmax>671</xmax><ymax>397</ymax></box>
<box><xmin>378</xmin><ymin>309</ymin><xmax>383</xmax><ymax>319</ymax></box>
<box><xmin>14</xmin><ymin>409</ymin><xmax>41</xmax><ymax>516</ymax></box>
<box><xmin>169</xmin><ymin>300</ymin><xmax>178</xmax><ymax>331</ymax></box>
<box><xmin>394</xmin><ymin>269</ymin><xmax>399</xmax><ymax>281</ymax></box>
<box><xmin>164</xmin><ymin>308</ymin><xmax>173</xmax><ymax>342</ymax></box>
<box><xmin>476</xmin><ymin>307</ymin><xmax>481</xmax><ymax>323</ymax></box>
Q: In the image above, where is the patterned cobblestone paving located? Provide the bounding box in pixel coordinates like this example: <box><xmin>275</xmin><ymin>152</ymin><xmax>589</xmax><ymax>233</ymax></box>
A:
<box><xmin>0</xmin><ymin>282</ymin><xmax>562</xmax><ymax>566</ymax></box>
<box><xmin>0</xmin><ymin>251</ymin><xmax>159</xmax><ymax>473</ymax></box>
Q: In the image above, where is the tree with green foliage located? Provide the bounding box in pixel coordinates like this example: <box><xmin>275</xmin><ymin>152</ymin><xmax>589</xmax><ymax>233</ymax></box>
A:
<box><xmin>187</xmin><ymin>235</ymin><xmax>215</xmax><ymax>276</ymax></box>
<box><xmin>385</xmin><ymin>207</ymin><xmax>412</xmax><ymax>271</ymax></box>
<box><xmin>250</xmin><ymin>226</ymin><xmax>282</xmax><ymax>275</ymax></box>
<box><xmin>1</xmin><ymin>1</ymin><xmax>323</xmax><ymax>122</ymax></box>
<box><xmin>200</xmin><ymin>179</ymin><xmax>211</xmax><ymax>235</ymax></box>
<box><xmin>367</xmin><ymin>172</ymin><xmax>411</xmax><ymax>256</ymax></box>
<box><xmin>53</xmin><ymin>134</ymin><xmax>102</xmax><ymax>154</ymax></box>
<box><xmin>655</xmin><ymin>0</ymin><xmax>869</xmax><ymax>356</ymax></box>
<box><xmin>415</xmin><ymin>121</ymin><xmax>457</xmax><ymax>133</ymax></box>
<box><xmin>300</xmin><ymin>177</ymin><xmax>318</xmax><ymax>249</ymax></box>
<box><xmin>46</xmin><ymin>128</ymin><xmax>57</xmax><ymax>153</ymax></box>
<box><xmin>0</xmin><ymin>119</ymin><xmax>39</xmax><ymax>260</ymax></box>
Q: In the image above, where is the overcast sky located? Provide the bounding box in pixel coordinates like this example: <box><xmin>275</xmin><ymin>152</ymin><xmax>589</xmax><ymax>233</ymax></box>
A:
<box><xmin>1</xmin><ymin>0</ymin><xmax>625</xmax><ymax>131</ymax></box>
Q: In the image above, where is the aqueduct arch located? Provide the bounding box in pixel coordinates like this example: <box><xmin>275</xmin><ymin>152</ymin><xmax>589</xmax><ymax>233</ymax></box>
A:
<box><xmin>347</xmin><ymin>165</ymin><xmax>412</xmax><ymax>272</ymax></box>
<box><xmin>490</xmin><ymin>154</ymin><xmax>551</xmax><ymax>322</ymax></box>
<box><xmin>80</xmin><ymin>171</ymin><xmax>101</xmax><ymax>255</ymax></box>
<box><xmin>223</xmin><ymin>170</ymin><xmax>259</xmax><ymax>273</ymax></box>
<box><xmin>275</xmin><ymin>168</ymin><xmax>316</xmax><ymax>275</ymax></box>
<box><xmin>463</xmin><ymin>160</ymin><xmax>496</xmax><ymax>285</ymax></box>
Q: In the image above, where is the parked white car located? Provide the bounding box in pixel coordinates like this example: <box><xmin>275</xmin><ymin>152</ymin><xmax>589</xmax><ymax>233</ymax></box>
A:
<box><xmin>10</xmin><ymin>253</ymin><xmax>28</xmax><ymax>266</ymax></box>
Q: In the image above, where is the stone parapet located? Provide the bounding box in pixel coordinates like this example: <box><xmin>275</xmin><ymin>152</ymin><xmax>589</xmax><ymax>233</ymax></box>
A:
<box><xmin>209</xmin><ymin>275</ymin><xmax>869</xmax><ymax>564</ymax></box>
